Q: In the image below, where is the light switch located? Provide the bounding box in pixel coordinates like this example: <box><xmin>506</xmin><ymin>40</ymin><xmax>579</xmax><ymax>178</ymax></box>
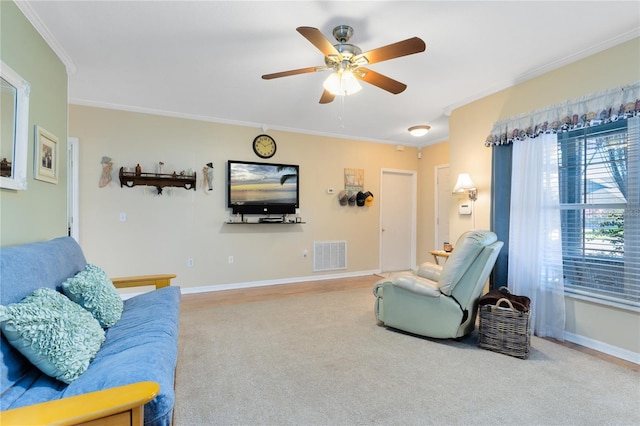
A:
<box><xmin>119</xmin><ymin>212</ymin><xmax>127</xmax><ymax>222</ymax></box>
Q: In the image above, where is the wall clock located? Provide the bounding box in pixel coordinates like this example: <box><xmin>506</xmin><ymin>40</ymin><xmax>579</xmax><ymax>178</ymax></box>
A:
<box><xmin>252</xmin><ymin>134</ymin><xmax>276</xmax><ymax>159</ymax></box>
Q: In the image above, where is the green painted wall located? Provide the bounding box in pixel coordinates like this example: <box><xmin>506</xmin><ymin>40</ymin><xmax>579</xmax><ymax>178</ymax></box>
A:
<box><xmin>0</xmin><ymin>1</ymin><xmax>68</xmax><ymax>246</ymax></box>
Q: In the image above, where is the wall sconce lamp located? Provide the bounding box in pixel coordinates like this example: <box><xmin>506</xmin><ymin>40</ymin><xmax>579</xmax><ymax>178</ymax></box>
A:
<box><xmin>452</xmin><ymin>173</ymin><xmax>477</xmax><ymax>201</ymax></box>
<box><xmin>408</xmin><ymin>125</ymin><xmax>431</xmax><ymax>137</ymax></box>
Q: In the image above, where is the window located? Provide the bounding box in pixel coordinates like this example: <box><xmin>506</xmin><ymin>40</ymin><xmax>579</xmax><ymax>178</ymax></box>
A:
<box><xmin>557</xmin><ymin>119</ymin><xmax>639</xmax><ymax>306</ymax></box>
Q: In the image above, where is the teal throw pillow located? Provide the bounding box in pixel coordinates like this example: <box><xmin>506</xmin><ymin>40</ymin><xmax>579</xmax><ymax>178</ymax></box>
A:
<box><xmin>62</xmin><ymin>263</ymin><xmax>124</xmax><ymax>328</ymax></box>
<box><xmin>0</xmin><ymin>288</ymin><xmax>105</xmax><ymax>384</ymax></box>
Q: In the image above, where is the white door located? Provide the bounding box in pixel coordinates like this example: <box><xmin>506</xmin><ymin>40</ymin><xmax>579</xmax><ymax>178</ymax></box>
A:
<box><xmin>435</xmin><ymin>165</ymin><xmax>450</xmax><ymax>249</ymax></box>
<box><xmin>380</xmin><ymin>169</ymin><xmax>417</xmax><ymax>272</ymax></box>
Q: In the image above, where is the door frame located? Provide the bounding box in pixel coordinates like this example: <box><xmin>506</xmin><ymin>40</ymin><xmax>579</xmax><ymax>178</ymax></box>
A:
<box><xmin>67</xmin><ymin>137</ymin><xmax>79</xmax><ymax>242</ymax></box>
<box><xmin>435</xmin><ymin>163</ymin><xmax>450</xmax><ymax>248</ymax></box>
<box><xmin>379</xmin><ymin>168</ymin><xmax>417</xmax><ymax>272</ymax></box>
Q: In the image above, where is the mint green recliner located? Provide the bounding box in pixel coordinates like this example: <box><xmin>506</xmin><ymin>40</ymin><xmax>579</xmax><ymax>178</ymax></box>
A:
<box><xmin>373</xmin><ymin>231</ymin><xmax>503</xmax><ymax>339</ymax></box>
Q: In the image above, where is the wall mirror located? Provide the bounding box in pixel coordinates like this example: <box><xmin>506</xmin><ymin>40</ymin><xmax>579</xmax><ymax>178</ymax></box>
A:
<box><xmin>1</xmin><ymin>61</ymin><xmax>30</xmax><ymax>190</ymax></box>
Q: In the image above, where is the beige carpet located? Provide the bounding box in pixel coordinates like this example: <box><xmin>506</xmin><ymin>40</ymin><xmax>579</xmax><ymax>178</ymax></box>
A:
<box><xmin>174</xmin><ymin>287</ymin><xmax>640</xmax><ymax>425</ymax></box>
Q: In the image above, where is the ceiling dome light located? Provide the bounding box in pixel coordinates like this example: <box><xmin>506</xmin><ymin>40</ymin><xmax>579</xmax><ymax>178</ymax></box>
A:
<box><xmin>408</xmin><ymin>125</ymin><xmax>431</xmax><ymax>137</ymax></box>
<box><xmin>323</xmin><ymin>70</ymin><xmax>362</xmax><ymax>96</ymax></box>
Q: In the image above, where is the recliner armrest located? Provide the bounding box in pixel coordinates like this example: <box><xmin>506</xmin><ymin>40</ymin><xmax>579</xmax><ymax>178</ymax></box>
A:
<box><xmin>416</xmin><ymin>262</ymin><xmax>443</xmax><ymax>281</ymax></box>
<box><xmin>392</xmin><ymin>275</ymin><xmax>442</xmax><ymax>297</ymax></box>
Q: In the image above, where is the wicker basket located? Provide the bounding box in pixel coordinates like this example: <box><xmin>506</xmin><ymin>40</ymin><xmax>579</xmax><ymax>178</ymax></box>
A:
<box><xmin>478</xmin><ymin>298</ymin><xmax>531</xmax><ymax>359</ymax></box>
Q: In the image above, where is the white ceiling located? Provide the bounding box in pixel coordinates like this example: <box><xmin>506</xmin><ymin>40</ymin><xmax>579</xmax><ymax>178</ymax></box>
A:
<box><xmin>17</xmin><ymin>1</ymin><xmax>640</xmax><ymax>147</ymax></box>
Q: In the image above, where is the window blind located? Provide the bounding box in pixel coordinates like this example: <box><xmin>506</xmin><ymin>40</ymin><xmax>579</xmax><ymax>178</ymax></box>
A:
<box><xmin>557</xmin><ymin>118</ymin><xmax>639</xmax><ymax>306</ymax></box>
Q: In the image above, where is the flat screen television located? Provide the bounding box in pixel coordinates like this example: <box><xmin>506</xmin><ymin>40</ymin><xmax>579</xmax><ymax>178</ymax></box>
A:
<box><xmin>227</xmin><ymin>160</ymin><xmax>299</xmax><ymax>215</ymax></box>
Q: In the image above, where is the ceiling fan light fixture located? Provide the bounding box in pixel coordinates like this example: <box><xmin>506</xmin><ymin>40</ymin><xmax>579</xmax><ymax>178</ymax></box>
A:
<box><xmin>323</xmin><ymin>70</ymin><xmax>362</xmax><ymax>96</ymax></box>
<box><xmin>408</xmin><ymin>125</ymin><xmax>431</xmax><ymax>137</ymax></box>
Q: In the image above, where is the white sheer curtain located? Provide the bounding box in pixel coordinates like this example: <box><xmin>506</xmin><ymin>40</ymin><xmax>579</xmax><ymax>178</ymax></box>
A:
<box><xmin>508</xmin><ymin>133</ymin><xmax>566</xmax><ymax>339</ymax></box>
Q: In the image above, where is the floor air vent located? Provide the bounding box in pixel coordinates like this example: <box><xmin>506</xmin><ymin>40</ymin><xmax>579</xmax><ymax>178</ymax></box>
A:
<box><xmin>313</xmin><ymin>241</ymin><xmax>347</xmax><ymax>272</ymax></box>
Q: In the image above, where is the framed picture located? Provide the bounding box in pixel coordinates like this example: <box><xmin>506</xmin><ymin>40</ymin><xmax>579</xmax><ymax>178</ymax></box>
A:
<box><xmin>34</xmin><ymin>126</ymin><xmax>58</xmax><ymax>184</ymax></box>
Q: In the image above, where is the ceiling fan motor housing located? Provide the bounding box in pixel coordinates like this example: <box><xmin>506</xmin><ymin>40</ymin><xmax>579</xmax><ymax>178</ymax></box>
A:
<box><xmin>325</xmin><ymin>26</ymin><xmax>363</xmax><ymax>71</ymax></box>
<box><xmin>333</xmin><ymin>25</ymin><xmax>354</xmax><ymax>43</ymax></box>
<box><xmin>335</xmin><ymin>43</ymin><xmax>362</xmax><ymax>59</ymax></box>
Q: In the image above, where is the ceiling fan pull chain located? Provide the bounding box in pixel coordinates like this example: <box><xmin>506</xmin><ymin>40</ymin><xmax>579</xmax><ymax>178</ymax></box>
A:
<box><xmin>339</xmin><ymin>95</ymin><xmax>346</xmax><ymax>129</ymax></box>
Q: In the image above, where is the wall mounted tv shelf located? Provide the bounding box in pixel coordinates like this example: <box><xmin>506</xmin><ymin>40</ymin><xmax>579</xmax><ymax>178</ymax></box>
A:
<box><xmin>225</xmin><ymin>214</ymin><xmax>304</xmax><ymax>224</ymax></box>
<box><xmin>119</xmin><ymin>167</ymin><xmax>196</xmax><ymax>194</ymax></box>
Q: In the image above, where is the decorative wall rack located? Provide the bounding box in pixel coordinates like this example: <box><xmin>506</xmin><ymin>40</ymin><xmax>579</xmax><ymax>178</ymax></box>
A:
<box><xmin>119</xmin><ymin>167</ymin><xmax>196</xmax><ymax>194</ymax></box>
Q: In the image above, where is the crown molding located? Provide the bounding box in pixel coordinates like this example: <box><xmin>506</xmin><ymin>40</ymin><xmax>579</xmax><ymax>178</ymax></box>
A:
<box><xmin>15</xmin><ymin>1</ymin><xmax>76</xmax><ymax>74</ymax></box>
<box><xmin>513</xmin><ymin>27</ymin><xmax>640</xmax><ymax>86</ymax></box>
<box><xmin>443</xmin><ymin>27</ymin><xmax>640</xmax><ymax>117</ymax></box>
<box><xmin>69</xmin><ymin>97</ymin><xmax>409</xmax><ymax>146</ymax></box>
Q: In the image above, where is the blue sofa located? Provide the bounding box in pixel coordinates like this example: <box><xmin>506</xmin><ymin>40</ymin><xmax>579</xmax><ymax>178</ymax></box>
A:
<box><xmin>0</xmin><ymin>237</ymin><xmax>181</xmax><ymax>426</ymax></box>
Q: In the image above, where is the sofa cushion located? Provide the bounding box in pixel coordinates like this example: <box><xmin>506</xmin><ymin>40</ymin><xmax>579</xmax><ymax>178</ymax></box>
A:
<box><xmin>0</xmin><ymin>288</ymin><xmax>105</xmax><ymax>384</ymax></box>
<box><xmin>62</xmin><ymin>264</ymin><xmax>124</xmax><ymax>328</ymax></box>
<box><xmin>62</xmin><ymin>286</ymin><xmax>181</xmax><ymax>426</ymax></box>
<box><xmin>0</xmin><ymin>237</ymin><xmax>87</xmax><ymax>308</ymax></box>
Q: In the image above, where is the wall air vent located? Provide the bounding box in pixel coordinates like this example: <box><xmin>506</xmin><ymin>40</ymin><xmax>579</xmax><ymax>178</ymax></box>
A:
<box><xmin>313</xmin><ymin>240</ymin><xmax>347</xmax><ymax>272</ymax></box>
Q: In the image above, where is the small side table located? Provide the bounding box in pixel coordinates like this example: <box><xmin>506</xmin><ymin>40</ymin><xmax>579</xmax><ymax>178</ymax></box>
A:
<box><xmin>429</xmin><ymin>250</ymin><xmax>451</xmax><ymax>265</ymax></box>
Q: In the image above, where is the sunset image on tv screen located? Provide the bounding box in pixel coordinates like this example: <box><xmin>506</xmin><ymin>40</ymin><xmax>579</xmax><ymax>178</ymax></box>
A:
<box><xmin>230</xmin><ymin>162</ymin><xmax>297</xmax><ymax>205</ymax></box>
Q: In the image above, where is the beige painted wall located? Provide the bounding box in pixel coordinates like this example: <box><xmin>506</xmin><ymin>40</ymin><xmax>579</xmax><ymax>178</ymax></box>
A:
<box><xmin>69</xmin><ymin>105</ymin><xmax>424</xmax><ymax>288</ymax></box>
<box><xmin>416</xmin><ymin>141</ymin><xmax>449</xmax><ymax>263</ymax></box>
<box><xmin>448</xmin><ymin>37</ymin><xmax>640</xmax><ymax>356</ymax></box>
<box><xmin>0</xmin><ymin>1</ymin><xmax>68</xmax><ymax>247</ymax></box>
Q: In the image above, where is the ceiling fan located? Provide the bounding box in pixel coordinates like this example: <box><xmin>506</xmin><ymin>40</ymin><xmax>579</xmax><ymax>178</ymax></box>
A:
<box><xmin>262</xmin><ymin>25</ymin><xmax>426</xmax><ymax>104</ymax></box>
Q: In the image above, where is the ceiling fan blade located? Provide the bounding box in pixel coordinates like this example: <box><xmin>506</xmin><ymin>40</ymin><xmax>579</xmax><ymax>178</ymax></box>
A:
<box><xmin>297</xmin><ymin>26</ymin><xmax>340</xmax><ymax>57</ymax></box>
<box><xmin>319</xmin><ymin>90</ymin><xmax>335</xmax><ymax>104</ymax></box>
<box><xmin>355</xmin><ymin>68</ymin><xmax>407</xmax><ymax>94</ymax></box>
<box><xmin>355</xmin><ymin>37</ymin><xmax>426</xmax><ymax>65</ymax></box>
<box><xmin>262</xmin><ymin>66</ymin><xmax>323</xmax><ymax>80</ymax></box>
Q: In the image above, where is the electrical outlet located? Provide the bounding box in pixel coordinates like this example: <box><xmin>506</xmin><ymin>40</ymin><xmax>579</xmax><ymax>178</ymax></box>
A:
<box><xmin>187</xmin><ymin>258</ymin><xmax>194</xmax><ymax>268</ymax></box>
<box><xmin>228</xmin><ymin>256</ymin><xmax>234</xmax><ymax>264</ymax></box>
<box><xmin>303</xmin><ymin>249</ymin><xmax>308</xmax><ymax>258</ymax></box>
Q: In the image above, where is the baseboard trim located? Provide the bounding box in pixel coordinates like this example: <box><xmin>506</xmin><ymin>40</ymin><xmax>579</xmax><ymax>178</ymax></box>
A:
<box><xmin>564</xmin><ymin>331</ymin><xmax>640</xmax><ymax>365</ymax></box>
<box><xmin>180</xmin><ymin>270</ymin><xmax>380</xmax><ymax>295</ymax></box>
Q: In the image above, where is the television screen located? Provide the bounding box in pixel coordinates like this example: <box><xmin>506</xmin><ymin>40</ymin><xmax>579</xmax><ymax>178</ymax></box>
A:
<box><xmin>227</xmin><ymin>160</ymin><xmax>299</xmax><ymax>215</ymax></box>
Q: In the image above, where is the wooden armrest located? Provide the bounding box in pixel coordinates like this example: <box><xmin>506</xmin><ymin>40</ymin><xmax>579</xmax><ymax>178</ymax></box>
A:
<box><xmin>111</xmin><ymin>274</ymin><xmax>176</xmax><ymax>290</ymax></box>
<box><xmin>0</xmin><ymin>381</ymin><xmax>159</xmax><ymax>426</ymax></box>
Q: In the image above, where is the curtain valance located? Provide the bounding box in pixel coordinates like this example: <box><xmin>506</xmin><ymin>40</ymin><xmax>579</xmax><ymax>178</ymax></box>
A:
<box><xmin>485</xmin><ymin>81</ymin><xmax>640</xmax><ymax>147</ymax></box>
